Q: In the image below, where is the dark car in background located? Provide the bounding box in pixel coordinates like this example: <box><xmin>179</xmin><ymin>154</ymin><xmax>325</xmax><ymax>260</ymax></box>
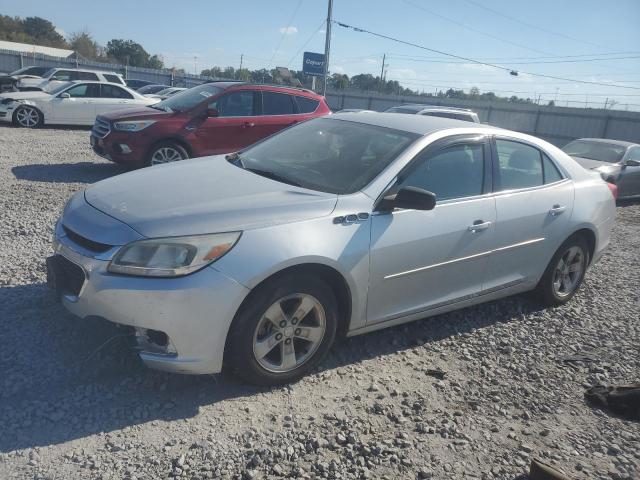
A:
<box><xmin>90</xmin><ymin>82</ymin><xmax>331</xmax><ymax>167</ymax></box>
<box><xmin>386</xmin><ymin>104</ymin><xmax>480</xmax><ymax>123</ymax></box>
<box><xmin>562</xmin><ymin>138</ymin><xmax>640</xmax><ymax>199</ymax></box>
<box><xmin>136</xmin><ymin>84</ymin><xmax>171</xmax><ymax>95</ymax></box>
<box><xmin>125</xmin><ymin>79</ymin><xmax>156</xmax><ymax>90</ymax></box>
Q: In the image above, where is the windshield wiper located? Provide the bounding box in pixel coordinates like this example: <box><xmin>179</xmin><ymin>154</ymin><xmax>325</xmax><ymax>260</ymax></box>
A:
<box><xmin>244</xmin><ymin>168</ymin><xmax>301</xmax><ymax>187</ymax></box>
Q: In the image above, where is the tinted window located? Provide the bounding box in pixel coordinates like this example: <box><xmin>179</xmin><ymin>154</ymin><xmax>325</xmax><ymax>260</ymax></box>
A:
<box><xmin>153</xmin><ymin>83</ymin><xmax>224</xmax><ymax>112</ymax></box>
<box><xmin>53</xmin><ymin>70</ymin><xmax>73</xmax><ymax>81</ymax></box>
<box><xmin>295</xmin><ymin>96</ymin><xmax>319</xmax><ymax>114</ymax></box>
<box><xmin>74</xmin><ymin>72</ymin><xmax>99</xmax><ymax>81</ymax></box>
<box><xmin>104</xmin><ymin>74</ymin><xmax>123</xmax><ymax>84</ymax></box>
<box><xmin>239</xmin><ymin>118</ymin><xmax>418</xmax><ymax>194</ymax></box>
<box><xmin>100</xmin><ymin>84</ymin><xmax>133</xmax><ymax>99</ymax></box>
<box><xmin>263</xmin><ymin>91</ymin><xmax>294</xmax><ymax>115</ymax></box>
<box><xmin>210</xmin><ymin>91</ymin><xmax>255</xmax><ymax>117</ymax></box>
<box><xmin>421</xmin><ymin>111</ymin><xmax>475</xmax><ymax>122</ymax></box>
<box><xmin>401</xmin><ymin>144</ymin><xmax>484</xmax><ymax>201</ymax></box>
<box><xmin>542</xmin><ymin>154</ymin><xmax>563</xmax><ymax>183</ymax></box>
<box><xmin>626</xmin><ymin>147</ymin><xmax>640</xmax><ymax>161</ymax></box>
<box><xmin>496</xmin><ymin>139</ymin><xmax>543</xmax><ymax>190</ymax></box>
<box><xmin>64</xmin><ymin>83</ymin><xmax>99</xmax><ymax>98</ymax></box>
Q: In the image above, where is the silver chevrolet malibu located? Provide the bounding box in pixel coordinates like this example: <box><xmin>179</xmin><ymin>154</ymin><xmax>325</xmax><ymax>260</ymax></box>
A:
<box><xmin>49</xmin><ymin>113</ymin><xmax>616</xmax><ymax>385</ymax></box>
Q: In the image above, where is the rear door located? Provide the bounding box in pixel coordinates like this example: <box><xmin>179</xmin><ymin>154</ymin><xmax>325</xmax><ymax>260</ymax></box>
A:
<box><xmin>51</xmin><ymin>83</ymin><xmax>99</xmax><ymax>124</ymax></box>
<box><xmin>250</xmin><ymin>90</ymin><xmax>300</xmax><ymax>139</ymax></box>
<box><xmin>483</xmin><ymin>137</ymin><xmax>574</xmax><ymax>291</ymax></box>
<box><xmin>192</xmin><ymin>89</ymin><xmax>262</xmax><ymax>156</ymax></box>
<box><xmin>94</xmin><ymin>84</ymin><xmax>136</xmax><ymax>115</ymax></box>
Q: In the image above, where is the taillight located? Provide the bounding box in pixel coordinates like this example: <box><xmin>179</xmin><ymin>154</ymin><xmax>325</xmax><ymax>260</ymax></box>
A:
<box><xmin>606</xmin><ymin>181</ymin><xmax>618</xmax><ymax>200</ymax></box>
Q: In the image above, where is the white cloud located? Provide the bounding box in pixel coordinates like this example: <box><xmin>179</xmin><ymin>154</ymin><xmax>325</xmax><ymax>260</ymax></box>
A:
<box><xmin>364</xmin><ymin>58</ymin><xmax>378</xmax><ymax>65</ymax></box>
<box><xmin>279</xmin><ymin>26</ymin><xmax>298</xmax><ymax>35</ymax></box>
<box><xmin>331</xmin><ymin>65</ymin><xmax>345</xmax><ymax>73</ymax></box>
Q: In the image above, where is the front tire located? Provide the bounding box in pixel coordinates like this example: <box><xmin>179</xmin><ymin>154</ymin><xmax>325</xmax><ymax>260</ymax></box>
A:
<box><xmin>226</xmin><ymin>274</ymin><xmax>338</xmax><ymax>386</ymax></box>
<box><xmin>147</xmin><ymin>141</ymin><xmax>189</xmax><ymax>166</ymax></box>
<box><xmin>13</xmin><ymin>105</ymin><xmax>43</xmax><ymax>128</ymax></box>
<box><xmin>535</xmin><ymin>235</ymin><xmax>589</xmax><ymax>306</ymax></box>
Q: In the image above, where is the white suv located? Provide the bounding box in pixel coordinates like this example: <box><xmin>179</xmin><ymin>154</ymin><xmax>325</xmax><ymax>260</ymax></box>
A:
<box><xmin>18</xmin><ymin>68</ymin><xmax>125</xmax><ymax>92</ymax></box>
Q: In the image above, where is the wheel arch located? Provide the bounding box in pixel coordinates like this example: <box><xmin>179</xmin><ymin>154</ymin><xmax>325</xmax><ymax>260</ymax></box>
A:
<box><xmin>146</xmin><ymin>136</ymin><xmax>192</xmax><ymax>159</ymax></box>
<box><xmin>569</xmin><ymin>227</ymin><xmax>596</xmax><ymax>265</ymax></box>
<box><xmin>12</xmin><ymin>103</ymin><xmax>44</xmax><ymax>127</ymax></box>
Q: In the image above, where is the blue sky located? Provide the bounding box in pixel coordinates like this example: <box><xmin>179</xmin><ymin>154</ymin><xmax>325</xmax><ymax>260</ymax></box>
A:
<box><xmin>3</xmin><ymin>0</ymin><xmax>640</xmax><ymax>109</ymax></box>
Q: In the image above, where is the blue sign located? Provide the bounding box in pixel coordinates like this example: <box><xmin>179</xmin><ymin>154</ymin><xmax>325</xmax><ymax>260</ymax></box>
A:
<box><xmin>303</xmin><ymin>52</ymin><xmax>325</xmax><ymax>77</ymax></box>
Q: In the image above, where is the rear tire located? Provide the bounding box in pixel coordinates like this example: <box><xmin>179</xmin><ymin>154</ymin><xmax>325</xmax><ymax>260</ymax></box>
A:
<box><xmin>13</xmin><ymin>105</ymin><xmax>43</xmax><ymax>128</ymax></box>
<box><xmin>225</xmin><ymin>274</ymin><xmax>338</xmax><ymax>386</ymax></box>
<box><xmin>147</xmin><ymin>141</ymin><xmax>189</xmax><ymax>166</ymax></box>
<box><xmin>535</xmin><ymin>235</ymin><xmax>589</xmax><ymax>306</ymax></box>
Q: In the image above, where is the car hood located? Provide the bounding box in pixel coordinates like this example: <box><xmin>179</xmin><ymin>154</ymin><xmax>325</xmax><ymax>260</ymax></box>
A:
<box><xmin>99</xmin><ymin>105</ymin><xmax>169</xmax><ymax>120</ymax></box>
<box><xmin>84</xmin><ymin>155</ymin><xmax>338</xmax><ymax>238</ymax></box>
<box><xmin>570</xmin><ymin>155</ymin><xmax>620</xmax><ymax>171</ymax></box>
<box><xmin>0</xmin><ymin>90</ymin><xmax>51</xmax><ymax>101</ymax></box>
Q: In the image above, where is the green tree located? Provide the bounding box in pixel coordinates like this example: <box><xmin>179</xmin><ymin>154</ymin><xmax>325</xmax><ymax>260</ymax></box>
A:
<box><xmin>106</xmin><ymin>39</ymin><xmax>164</xmax><ymax>68</ymax></box>
<box><xmin>22</xmin><ymin>16</ymin><xmax>67</xmax><ymax>47</ymax></box>
<box><xmin>69</xmin><ymin>31</ymin><xmax>99</xmax><ymax>59</ymax></box>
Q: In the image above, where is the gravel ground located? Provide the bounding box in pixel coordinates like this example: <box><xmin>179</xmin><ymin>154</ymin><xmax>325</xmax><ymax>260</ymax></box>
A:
<box><xmin>0</xmin><ymin>125</ymin><xmax>638</xmax><ymax>480</ymax></box>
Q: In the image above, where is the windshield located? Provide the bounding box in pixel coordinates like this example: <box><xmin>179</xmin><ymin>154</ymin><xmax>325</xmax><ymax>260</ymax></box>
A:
<box><xmin>41</xmin><ymin>68</ymin><xmax>56</xmax><ymax>78</ymax></box>
<box><xmin>237</xmin><ymin>118</ymin><xmax>419</xmax><ymax>194</ymax></box>
<box><xmin>562</xmin><ymin>140</ymin><xmax>627</xmax><ymax>163</ymax></box>
<box><xmin>151</xmin><ymin>84</ymin><xmax>223</xmax><ymax>113</ymax></box>
<box><xmin>44</xmin><ymin>82</ymin><xmax>73</xmax><ymax>95</ymax></box>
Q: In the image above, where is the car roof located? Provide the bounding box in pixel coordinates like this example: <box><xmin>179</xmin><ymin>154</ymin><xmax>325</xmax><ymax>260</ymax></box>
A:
<box><xmin>389</xmin><ymin>104</ymin><xmax>474</xmax><ymax>113</ymax></box>
<box><xmin>330</xmin><ymin>111</ymin><xmax>493</xmax><ymax>135</ymax></box>
<box><xmin>571</xmin><ymin>138</ymin><xmax>638</xmax><ymax>148</ymax></box>
<box><xmin>227</xmin><ymin>82</ymin><xmax>321</xmax><ymax>98</ymax></box>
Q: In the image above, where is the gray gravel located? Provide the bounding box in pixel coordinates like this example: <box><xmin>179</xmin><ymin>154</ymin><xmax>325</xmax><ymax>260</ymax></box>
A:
<box><xmin>0</xmin><ymin>125</ymin><xmax>638</xmax><ymax>480</ymax></box>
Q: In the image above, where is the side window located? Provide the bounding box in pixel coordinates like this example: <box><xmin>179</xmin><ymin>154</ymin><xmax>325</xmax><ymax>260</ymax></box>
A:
<box><xmin>64</xmin><ymin>84</ymin><xmax>89</xmax><ymax>98</ymax></box>
<box><xmin>262</xmin><ymin>91</ymin><xmax>295</xmax><ymax>115</ymax></box>
<box><xmin>400</xmin><ymin>143</ymin><xmax>485</xmax><ymax>201</ymax></box>
<box><xmin>294</xmin><ymin>96</ymin><xmax>319</xmax><ymax>114</ymax></box>
<box><xmin>53</xmin><ymin>70</ymin><xmax>73</xmax><ymax>81</ymax></box>
<box><xmin>627</xmin><ymin>147</ymin><xmax>640</xmax><ymax>161</ymax></box>
<box><xmin>104</xmin><ymin>74</ymin><xmax>124</xmax><ymax>84</ymax></box>
<box><xmin>100</xmin><ymin>84</ymin><xmax>133</xmax><ymax>99</ymax></box>
<box><xmin>75</xmin><ymin>72</ymin><xmax>99</xmax><ymax>81</ymax></box>
<box><xmin>209</xmin><ymin>91</ymin><xmax>255</xmax><ymax>117</ymax></box>
<box><xmin>495</xmin><ymin>139</ymin><xmax>543</xmax><ymax>190</ymax></box>
<box><xmin>542</xmin><ymin>154</ymin><xmax>563</xmax><ymax>183</ymax></box>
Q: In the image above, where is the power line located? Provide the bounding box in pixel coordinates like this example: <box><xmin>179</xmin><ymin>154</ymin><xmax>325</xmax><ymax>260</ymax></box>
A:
<box><xmin>386</xmin><ymin>54</ymin><xmax>640</xmax><ymax>65</ymax></box>
<box><xmin>333</xmin><ymin>20</ymin><xmax>640</xmax><ymax>91</ymax></box>
<box><xmin>386</xmin><ymin>51</ymin><xmax>640</xmax><ymax>61</ymax></box>
<box><xmin>462</xmin><ymin>0</ymin><xmax>618</xmax><ymax>52</ymax></box>
<box><xmin>267</xmin><ymin>0</ymin><xmax>303</xmax><ymax>72</ymax></box>
<box><xmin>286</xmin><ymin>20</ymin><xmax>326</xmax><ymax>68</ymax></box>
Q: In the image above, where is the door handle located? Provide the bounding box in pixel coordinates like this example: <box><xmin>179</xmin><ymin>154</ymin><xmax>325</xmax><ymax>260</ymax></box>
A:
<box><xmin>242</xmin><ymin>122</ymin><xmax>255</xmax><ymax>128</ymax></box>
<box><xmin>549</xmin><ymin>204</ymin><xmax>566</xmax><ymax>216</ymax></box>
<box><xmin>468</xmin><ymin>220</ymin><xmax>491</xmax><ymax>232</ymax></box>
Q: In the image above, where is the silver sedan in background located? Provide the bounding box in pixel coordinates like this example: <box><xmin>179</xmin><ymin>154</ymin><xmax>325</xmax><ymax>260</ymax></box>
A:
<box><xmin>48</xmin><ymin>113</ymin><xmax>615</xmax><ymax>385</ymax></box>
<box><xmin>561</xmin><ymin>138</ymin><xmax>640</xmax><ymax>199</ymax></box>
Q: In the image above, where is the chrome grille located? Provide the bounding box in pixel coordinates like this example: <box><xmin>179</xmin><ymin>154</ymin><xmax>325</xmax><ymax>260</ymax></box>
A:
<box><xmin>92</xmin><ymin>117</ymin><xmax>111</xmax><ymax>138</ymax></box>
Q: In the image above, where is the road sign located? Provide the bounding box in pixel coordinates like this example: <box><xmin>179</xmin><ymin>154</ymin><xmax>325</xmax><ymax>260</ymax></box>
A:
<box><xmin>303</xmin><ymin>52</ymin><xmax>325</xmax><ymax>77</ymax></box>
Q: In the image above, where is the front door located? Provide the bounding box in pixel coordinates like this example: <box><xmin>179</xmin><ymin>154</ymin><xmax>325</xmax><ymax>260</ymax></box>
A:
<box><xmin>483</xmin><ymin>137</ymin><xmax>574</xmax><ymax>291</ymax></box>
<box><xmin>367</xmin><ymin>135</ymin><xmax>496</xmax><ymax>325</ymax></box>
<box><xmin>52</xmin><ymin>83</ymin><xmax>99</xmax><ymax>124</ymax></box>
<box><xmin>93</xmin><ymin>84</ymin><xmax>136</xmax><ymax>116</ymax></box>
<box><xmin>193</xmin><ymin>90</ymin><xmax>263</xmax><ymax>156</ymax></box>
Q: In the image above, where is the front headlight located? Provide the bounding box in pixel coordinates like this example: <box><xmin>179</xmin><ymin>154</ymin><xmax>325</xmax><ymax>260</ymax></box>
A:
<box><xmin>113</xmin><ymin>120</ymin><xmax>156</xmax><ymax>132</ymax></box>
<box><xmin>108</xmin><ymin>232</ymin><xmax>241</xmax><ymax>277</ymax></box>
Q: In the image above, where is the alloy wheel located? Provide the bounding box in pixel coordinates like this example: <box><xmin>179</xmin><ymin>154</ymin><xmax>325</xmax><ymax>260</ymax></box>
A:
<box><xmin>552</xmin><ymin>246</ymin><xmax>585</xmax><ymax>298</ymax></box>
<box><xmin>151</xmin><ymin>147</ymin><xmax>184</xmax><ymax>165</ymax></box>
<box><xmin>16</xmin><ymin>106</ymin><xmax>39</xmax><ymax>127</ymax></box>
<box><xmin>252</xmin><ymin>293</ymin><xmax>326</xmax><ymax>373</ymax></box>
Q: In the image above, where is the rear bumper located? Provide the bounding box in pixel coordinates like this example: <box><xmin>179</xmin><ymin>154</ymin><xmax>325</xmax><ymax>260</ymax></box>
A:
<box><xmin>52</xmin><ymin>233</ymin><xmax>250</xmax><ymax>374</ymax></box>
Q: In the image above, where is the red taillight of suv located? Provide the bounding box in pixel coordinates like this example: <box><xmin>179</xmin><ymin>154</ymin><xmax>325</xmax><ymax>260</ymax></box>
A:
<box><xmin>606</xmin><ymin>181</ymin><xmax>618</xmax><ymax>200</ymax></box>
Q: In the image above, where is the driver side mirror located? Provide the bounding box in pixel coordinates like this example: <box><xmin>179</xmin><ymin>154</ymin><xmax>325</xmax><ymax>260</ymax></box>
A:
<box><xmin>377</xmin><ymin>186</ymin><xmax>437</xmax><ymax>212</ymax></box>
<box><xmin>59</xmin><ymin>92</ymin><xmax>70</xmax><ymax>98</ymax></box>
<box><xmin>207</xmin><ymin>107</ymin><xmax>219</xmax><ymax>118</ymax></box>
<box><xmin>624</xmin><ymin>159</ymin><xmax>640</xmax><ymax>167</ymax></box>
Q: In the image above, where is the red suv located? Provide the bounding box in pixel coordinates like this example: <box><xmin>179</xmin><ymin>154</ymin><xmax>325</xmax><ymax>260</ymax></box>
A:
<box><xmin>90</xmin><ymin>82</ymin><xmax>330</xmax><ymax>167</ymax></box>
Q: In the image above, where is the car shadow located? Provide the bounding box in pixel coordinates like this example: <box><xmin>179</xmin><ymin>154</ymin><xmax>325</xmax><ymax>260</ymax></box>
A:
<box><xmin>12</xmin><ymin>162</ymin><xmax>129</xmax><ymax>184</ymax></box>
<box><xmin>0</xmin><ymin>282</ymin><xmax>545</xmax><ymax>453</ymax></box>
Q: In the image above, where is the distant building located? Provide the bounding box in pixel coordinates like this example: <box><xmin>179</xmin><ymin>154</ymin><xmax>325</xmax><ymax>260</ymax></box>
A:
<box><xmin>0</xmin><ymin>40</ymin><xmax>74</xmax><ymax>58</ymax></box>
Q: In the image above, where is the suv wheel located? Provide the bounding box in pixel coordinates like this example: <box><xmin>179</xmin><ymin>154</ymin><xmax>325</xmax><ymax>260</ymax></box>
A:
<box><xmin>148</xmin><ymin>142</ymin><xmax>189</xmax><ymax>166</ymax></box>
<box><xmin>535</xmin><ymin>235</ymin><xmax>589</xmax><ymax>306</ymax></box>
<box><xmin>226</xmin><ymin>274</ymin><xmax>338</xmax><ymax>386</ymax></box>
<box><xmin>13</xmin><ymin>105</ymin><xmax>43</xmax><ymax>128</ymax></box>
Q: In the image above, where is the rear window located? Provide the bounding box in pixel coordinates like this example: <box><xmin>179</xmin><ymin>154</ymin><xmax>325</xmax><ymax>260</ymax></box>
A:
<box><xmin>421</xmin><ymin>111</ymin><xmax>475</xmax><ymax>122</ymax></box>
<box><xmin>75</xmin><ymin>72</ymin><xmax>99</xmax><ymax>81</ymax></box>
<box><xmin>100</xmin><ymin>84</ymin><xmax>133</xmax><ymax>99</ymax></box>
<box><xmin>263</xmin><ymin>91</ymin><xmax>295</xmax><ymax>115</ymax></box>
<box><xmin>294</xmin><ymin>96</ymin><xmax>320</xmax><ymax>114</ymax></box>
<box><xmin>104</xmin><ymin>74</ymin><xmax>123</xmax><ymax>84</ymax></box>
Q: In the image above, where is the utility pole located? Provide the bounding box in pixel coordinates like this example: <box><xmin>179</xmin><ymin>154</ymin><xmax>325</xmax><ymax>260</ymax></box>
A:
<box><xmin>194</xmin><ymin>56</ymin><xmax>198</xmax><ymax>75</ymax></box>
<box><xmin>238</xmin><ymin>54</ymin><xmax>243</xmax><ymax>80</ymax></box>
<box><xmin>322</xmin><ymin>0</ymin><xmax>333</xmax><ymax>96</ymax></box>
<box><xmin>603</xmin><ymin>98</ymin><xmax>609</xmax><ymax>110</ymax></box>
<box><xmin>379</xmin><ymin>53</ymin><xmax>386</xmax><ymax>92</ymax></box>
